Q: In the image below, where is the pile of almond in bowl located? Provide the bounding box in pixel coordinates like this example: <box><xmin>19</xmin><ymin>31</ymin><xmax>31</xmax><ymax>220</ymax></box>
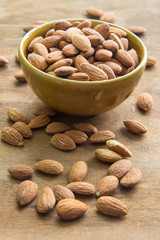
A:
<box><xmin>26</xmin><ymin>19</ymin><xmax>139</xmax><ymax>81</ymax></box>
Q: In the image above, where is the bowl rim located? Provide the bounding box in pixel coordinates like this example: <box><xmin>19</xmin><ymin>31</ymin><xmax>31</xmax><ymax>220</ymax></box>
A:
<box><xmin>19</xmin><ymin>18</ymin><xmax>147</xmax><ymax>85</ymax></box>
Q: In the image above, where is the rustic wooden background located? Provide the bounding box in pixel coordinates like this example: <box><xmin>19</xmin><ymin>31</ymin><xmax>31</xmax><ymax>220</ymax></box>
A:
<box><xmin>0</xmin><ymin>0</ymin><xmax>160</xmax><ymax>239</ymax></box>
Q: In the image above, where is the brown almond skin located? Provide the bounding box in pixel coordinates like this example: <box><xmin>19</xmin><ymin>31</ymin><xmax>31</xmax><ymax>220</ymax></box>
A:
<box><xmin>0</xmin><ymin>55</ymin><xmax>9</xmax><ymax>66</ymax></box>
<box><xmin>121</xmin><ymin>38</ymin><xmax>129</xmax><ymax>51</ymax></box>
<box><xmin>51</xmin><ymin>133</ymin><xmax>76</xmax><ymax>151</ymax></box>
<box><xmin>95</xmin><ymin>49</ymin><xmax>112</xmax><ymax>62</ymax></box>
<box><xmin>28</xmin><ymin>114</ymin><xmax>50</xmax><ymax>129</ymax></box>
<box><xmin>8</xmin><ymin>164</ymin><xmax>33</xmax><ymax>180</ymax></box>
<box><xmin>106</xmin><ymin>140</ymin><xmax>132</xmax><ymax>157</ymax></box>
<box><xmin>109</xmin><ymin>27</ymin><xmax>127</xmax><ymax>38</ymax></box>
<box><xmin>45</xmin><ymin>28</ymin><xmax>55</xmax><ymax>37</ymax></box>
<box><xmin>96</xmin><ymin>196</ymin><xmax>128</xmax><ymax>217</ymax></box>
<box><xmin>96</xmin><ymin>176</ymin><xmax>119</xmax><ymax>197</ymax></box>
<box><xmin>12</xmin><ymin>122</ymin><xmax>32</xmax><ymax>138</ymax></box>
<box><xmin>28</xmin><ymin>36</ymin><xmax>43</xmax><ymax>52</ymax></box>
<box><xmin>56</xmin><ymin>199</ymin><xmax>87</xmax><ymax>220</ymax></box>
<box><xmin>45</xmin><ymin>51</ymin><xmax>65</xmax><ymax>64</ymax></box>
<box><xmin>146</xmin><ymin>56</ymin><xmax>157</xmax><ymax>67</ymax></box>
<box><xmin>35</xmin><ymin>159</ymin><xmax>64</xmax><ymax>174</ymax></box>
<box><xmin>120</xmin><ymin>168</ymin><xmax>142</xmax><ymax>188</ymax></box>
<box><xmin>62</xmin><ymin>44</ymin><xmax>79</xmax><ymax>57</ymax></box>
<box><xmin>80</xmin><ymin>63</ymin><xmax>108</xmax><ymax>81</ymax></box>
<box><xmin>124</xmin><ymin>120</ymin><xmax>148</xmax><ymax>134</ymax></box>
<box><xmin>46</xmin><ymin>58</ymin><xmax>73</xmax><ymax>72</ymax></box>
<box><xmin>102</xmin><ymin>40</ymin><xmax>119</xmax><ymax>53</ymax></box>
<box><xmin>72</xmin><ymin>34</ymin><xmax>91</xmax><ymax>52</ymax></box>
<box><xmin>68</xmin><ymin>72</ymin><xmax>90</xmax><ymax>81</ymax></box>
<box><xmin>127</xmin><ymin>26</ymin><xmax>147</xmax><ymax>35</ymax></box>
<box><xmin>46</xmin><ymin>122</ymin><xmax>69</xmax><ymax>135</ymax></box>
<box><xmin>128</xmin><ymin>49</ymin><xmax>139</xmax><ymax>67</ymax></box>
<box><xmin>34</xmin><ymin>107</ymin><xmax>56</xmax><ymax>116</ymax></box>
<box><xmin>64</xmin><ymin>27</ymin><xmax>83</xmax><ymax>43</ymax></box>
<box><xmin>73</xmin><ymin>122</ymin><xmax>98</xmax><ymax>136</ymax></box>
<box><xmin>67</xmin><ymin>182</ymin><xmax>95</xmax><ymax>195</ymax></box>
<box><xmin>86</xmin><ymin>7</ymin><xmax>104</xmax><ymax>18</ymax></box>
<box><xmin>69</xmin><ymin>161</ymin><xmax>88</xmax><ymax>182</ymax></box>
<box><xmin>36</xmin><ymin>186</ymin><xmax>56</xmax><ymax>213</ymax></box>
<box><xmin>77</xmin><ymin>19</ymin><xmax>92</xmax><ymax>30</ymax></box>
<box><xmin>75</xmin><ymin>55</ymin><xmax>88</xmax><ymax>71</ymax></box>
<box><xmin>53</xmin><ymin>185</ymin><xmax>75</xmax><ymax>202</ymax></box>
<box><xmin>116</xmin><ymin>49</ymin><xmax>135</xmax><ymax>68</ymax></box>
<box><xmin>100</xmin><ymin>12</ymin><xmax>116</xmax><ymax>23</ymax></box>
<box><xmin>94</xmin><ymin>23</ymin><xmax>110</xmax><ymax>39</ymax></box>
<box><xmin>14</xmin><ymin>71</ymin><xmax>26</xmax><ymax>82</ymax></box>
<box><xmin>87</xmin><ymin>35</ymin><xmax>102</xmax><ymax>47</ymax></box>
<box><xmin>28</xmin><ymin>53</ymin><xmax>48</xmax><ymax>70</ymax></box>
<box><xmin>54</xmin><ymin>20</ymin><xmax>72</xmax><ymax>30</ymax></box>
<box><xmin>90</xmin><ymin>130</ymin><xmax>115</xmax><ymax>143</ymax></box>
<box><xmin>17</xmin><ymin>180</ymin><xmax>38</xmax><ymax>206</ymax></box>
<box><xmin>137</xmin><ymin>93</ymin><xmax>153</xmax><ymax>111</ymax></box>
<box><xmin>54</xmin><ymin>66</ymin><xmax>78</xmax><ymax>77</ymax></box>
<box><xmin>108</xmin><ymin>159</ymin><xmax>131</xmax><ymax>178</ymax></box>
<box><xmin>8</xmin><ymin>108</ymin><xmax>30</xmax><ymax>124</ymax></box>
<box><xmin>33</xmin><ymin>43</ymin><xmax>48</xmax><ymax>57</ymax></box>
<box><xmin>97</xmin><ymin>64</ymin><xmax>116</xmax><ymax>80</ymax></box>
<box><xmin>65</xmin><ymin>130</ymin><xmax>88</xmax><ymax>144</ymax></box>
<box><xmin>41</xmin><ymin>36</ymin><xmax>62</xmax><ymax>48</ymax></box>
<box><xmin>1</xmin><ymin>126</ymin><xmax>24</xmax><ymax>147</ymax></box>
<box><xmin>95</xmin><ymin>149</ymin><xmax>123</xmax><ymax>163</ymax></box>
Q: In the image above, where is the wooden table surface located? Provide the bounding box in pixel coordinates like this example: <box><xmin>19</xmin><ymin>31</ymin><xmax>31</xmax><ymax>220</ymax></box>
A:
<box><xmin>0</xmin><ymin>0</ymin><xmax>160</xmax><ymax>239</ymax></box>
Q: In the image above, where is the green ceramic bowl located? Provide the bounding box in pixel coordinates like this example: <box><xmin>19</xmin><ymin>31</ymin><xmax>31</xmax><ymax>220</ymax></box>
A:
<box><xmin>19</xmin><ymin>19</ymin><xmax>147</xmax><ymax>116</ymax></box>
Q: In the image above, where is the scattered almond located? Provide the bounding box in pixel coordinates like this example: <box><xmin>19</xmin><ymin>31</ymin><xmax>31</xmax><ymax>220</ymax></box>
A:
<box><xmin>128</xmin><ymin>26</ymin><xmax>147</xmax><ymax>35</ymax></box>
<box><xmin>120</xmin><ymin>168</ymin><xmax>142</xmax><ymax>187</ymax></box>
<box><xmin>14</xmin><ymin>71</ymin><xmax>26</xmax><ymax>82</ymax></box>
<box><xmin>7</xmin><ymin>164</ymin><xmax>33</xmax><ymax>180</ymax></box>
<box><xmin>67</xmin><ymin>182</ymin><xmax>95</xmax><ymax>195</ymax></box>
<box><xmin>86</xmin><ymin>7</ymin><xmax>104</xmax><ymax>18</ymax></box>
<box><xmin>46</xmin><ymin>122</ymin><xmax>69</xmax><ymax>135</ymax></box>
<box><xmin>90</xmin><ymin>130</ymin><xmax>115</xmax><ymax>143</ymax></box>
<box><xmin>56</xmin><ymin>199</ymin><xmax>87</xmax><ymax>220</ymax></box>
<box><xmin>100</xmin><ymin>12</ymin><xmax>116</xmax><ymax>23</ymax></box>
<box><xmin>96</xmin><ymin>196</ymin><xmax>128</xmax><ymax>216</ymax></box>
<box><xmin>95</xmin><ymin>149</ymin><xmax>123</xmax><ymax>163</ymax></box>
<box><xmin>69</xmin><ymin>161</ymin><xmax>88</xmax><ymax>182</ymax></box>
<box><xmin>124</xmin><ymin>120</ymin><xmax>148</xmax><ymax>134</ymax></box>
<box><xmin>8</xmin><ymin>108</ymin><xmax>30</xmax><ymax>123</ymax></box>
<box><xmin>36</xmin><ymin>186</ymin><xmax>56</xmax><ymax>213</ymax></box>
<box><xmin>108</xmin><ymin>159</ymin><xmax>131</xmax><ymax>178</ymax></box>
<box><xmin>53</xmin><ymin>185</ymin><xmax>75</xmax><ymax>202</ymax></box>
<box><xmin>96</xmin><ymin>176</ymin><xmax>119</xmax><ymax>197</ymax></box>
<box><xmin>146</xmin><ymin>56</ymin><xmax>157</xmax><ymax>67</ymax></box>
<box><xmin>106</xmin><ymin>140</ymin><xmax>132</xmax><ymax>157</ymax></box>
<box><xmin>0</xmin><ymin>55</ymin><xmax>9</xmax><ymax>66</ymax></box>
<box><xmin>73</xmin><ymin>122</ymin><xmax>98</xmax><ymax>136</ymax></box>
<box><xmin>28</xmin><ymin>114</ymin><xmax>50</xmax><ymax>129</ymax></box>
<box><xmin>35</xmin><ymin>159</ymin><xmax>64</xmax><ymax>174</ymax></box>
<box><xmin>17</xmin><ymin>180</ymin><xmax>38</xmax><ymax>206</ymax></box>
<box><xmin>51</xmin><ymin>133</ymin><xmax>76</xmax><ymax>151</ymax></box>
<box><xmin>12</xmin><ymin>121</ymin><xmax>32</xmax><ymax>138</ymax></box>
<box><xmin>1</xmin><ymin>126</ymin><xmax>24</xmax><ymax>147</ymax></box>
<box><xmin>65</xmin><ymin>130</ymin><xmax>88</xmax><ymax>144</ymax></box>
<box><xmin>137</xmin><ymin>93</ymin><xmax>153</xmax><ymax>111</ymax></box>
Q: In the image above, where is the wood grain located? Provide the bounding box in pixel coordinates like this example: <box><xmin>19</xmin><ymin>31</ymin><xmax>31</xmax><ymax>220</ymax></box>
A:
<box><xmin>0</xmin><ymin>1</ymin><xmax>160</xmax><ymax>240</ymax></box>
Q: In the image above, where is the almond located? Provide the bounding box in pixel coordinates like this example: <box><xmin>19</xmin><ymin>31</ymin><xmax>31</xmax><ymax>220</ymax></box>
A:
<box><xmin>69</xmin><ymin>161</ymin><xmax>88</xmax><ymax>182</ymax></box>
<box><xmin>109</xmin><ymin>27</ymin><xmax>127</xmax><ymax>37</ymax></box>
<box><xmin>86</xmin><ymin>7</ymin><xmax>103</xmax><ymax>18</ymax></box>
<box><xmin>8</xmin><ymin>108</ymin><xmax>30</xmax><ymax>123</ymax></box>
<box><xmin>72</xmin><ymin>34</ymin><xmax>91</xmax><ymax>52</ymax></box>
<box><xmin>80</xmin><ymin>63</ymin><xmax>108</xmax><ymax>81</ymax></box>
<box><xmin>56</xmin><ymin>199</ymin><xmax>87</xmax><ymax>220</ymax></box>
<box><xmin>95</xmin><ymin>44</ymin><xmax>104</xmax><ymax>51</ymax></box>
<box><xmin>95</xmin><ymin>149</ymin><xmax>123</xmax><ymax>163</ymax></box>
<box><xmin>90</xmin><ymin>130</ymin><xmax>115</xmax><ymax>143</ymax></box>
<box><xmin>28</xmin><ymin>36</ymin><xmax>43</xmax><ymax>52</ymax></box>
<box><xmin>7</xmin><ymin>164</ymin><xmax>33</xmax><ymax>180</ymax></box>
<box><xmin>128</xmin><ymin>26</ymin><xmax>147</xmax><ymax>35</ymax></box>
<box><xmin>125</xmin><ymin>66</ymin><xmax>134</xmax><ymax>74</ymax></box>
<box><xmin>49</xmin><ymin>47</ymin><xmax>60</xmax><ymax>52</ymax></box>
<box><xmin>62</xmin><ymin>44</ymin><xmax>79</xmax><ymax>57</ymax></box>
<box><xmin>108</xmin><ymin>159</ymin><xmax>131</xmax><ymax>178</ymax></box>
<box><xmin>65</xmin><ymin>130</ymin><xmax>88</xmax><ymax>144</ymax></box>
<box><xmin>95</xmin><ymin>49</ymin><xmax>112</xmax><ymax>61</ymax></box>
<box><xmin>68</xmin><ymin>72</ymin><xmax>90</xmax><ymax>81</ymax></box>
<box><xmin>12</xmin><ymin>122</ymin><xmax>32</xmax><ymax>138</ymax></box>
<box><xmin>96</xmin><ymin>196</ymin><xmax>128</xmax><ymax>216</ymax></box>
<box><xmin>82</xmin><ymin>27</ymin><xmax>104</xmax><ymax>42</ymax></box>
<box><xmin>80</xmin><ymin>47</ymin><xmax>95</xmax><ymax>58</ymax></box>
<box><xmin>53</xmin><ymin>30</ymin><xmax>65</xmax><ymax>37</ymax></box>
<box><xmin>51</xmin><ymin>133</ymin><xmax>76</xmax><ymax>151</ymax></box>
<box><xmin>88</xmin><ymin>56</ymin><xmax>95</xmax><ymax>64</ymax></box>
<box><xmin>106</xmin><ymin>140</ymin><xmax>132</xmax><ymax>157</ymax></box>
<box><xmin>123</xmin><ymin>120</ymin><xmax>148</xmax><ymax>134</ymax></box>
<box><xmin>77</xmin><ymin>20</ymin><xmax>92</xmax><ymax>29</ymax></box>
<box><xmin>33</xmin><ymin>43</ymin><xmax>48</xmax><ymax>57</ymax></box>
<box><xmin>0</xmin><ymin>55</ymin><xmax>9</xmax><ymax>66</ymax></box>
<box><xmin>23</xmin><ymin>24</ymin><xmax>38</xmax><ymax>33</ymax></box>
<box><xmin>75</xmin><ymin>55</ymin><xmax>88</xmax><ymax>71</ymax></box>
<box><xmin>94</xmin><ymin>23</ymin><xmax>110</xmax><ymax>39</ymax></box>
<box><xmin>128</xmin><ymin>49</ymin><xmax>139</xmax><ymax>67</ymax></box>
<box><xmin>73</xmin><ymin>122</ymin><xmax>98</xmax><ymax>136</ymax></box>
<box><xmin>64</xmin><ymin>27</ymin><xmax>83</xmax><ymax>43</ymax></box>
<box><xmin>46</xmin><ymin>58</ymin><xmax>73</xmax><ymax>72</ymax></box>
<box><xmin>109</xmin><ymin>58</ymin><xmax>127</xmax><ymax>75</ymax></box>
<box><xmin>121</xmin><ymin>38</ymin><xmax>129</xmax><ymax>51</ymax></box>
<box><xmin>109</xmin><ymin>33</ymin><xmax>124</xmax><ymax>49</ymax></box>
<box><xmin>33</xmin><ymin>20</ymin><xmax>47</xmax><ymax>25</ymax></box>
<box><xmin>59</xmin><ymin>40</ymin><xmax>69</xmax><ymax>49</ymax></box>
<box><xmin>35</xmin><ymin>159</ymin><xmax>64</xmax><ymax>174</ymax></box>
<box><xmin>1</xmin><ymin>127</ymin><xmax>24</xmax><ymax>146</ymax></box>
<box><xmin>46</xmin><ymin>122</ymin><xmax>69</xmax><ymax>134</ymax></box>
<box><xmin>67</xmin><ymin>182</ymin><xmax>95</xmax><ymax>195</ymax></box>
<box><xmin>146</xmin><ymin>56</ymin><xmax>157</xmax><ymax>67</ymax></box>
<box><xmin>102</xmin><ymin>40</ymin><xmax>119</xmax><ymax>53</ymax></box>
<box><xmin>34</xmin><ymin>107</ymin><xmax>56</xmax><ymax>116</ymax></box>
<box><xmin>28</xmin><ymin>114</ymin><xmax>50</xmax><ymax>129</ymax></box>
<box><xmin>137</xmin><ymin>93</ymin><xmax>153</xmax><ymax>111</ymax></box>
<box><xmin>28</xmin><ymin>53</ymin><xmax>48</xmax><ymax>70</ymax></box>
<box><xmin>53</xmin><ymin>185</ymin><xmax>75</xmax><ymax>202</ymax></box>
<box><xmin>96</xmin><ymin>176</ymin><xmax>119</xmax><ymax>197</ymax></box>
<box><xmin>45</xmin><ymin>28</ymin><xmax>55</xmax><ymax>37</ymax></box>
<box><xmin>87</xmin><ymin>35</ymin><xmax>102</xmax><ymax>47</ymax></box>
<box><xmin>116</xmin><ymin>49</ymin><xmax>135</xmax><ymax>68</ymax></box>
<box><xmin>36</xmin><ymin>186</ymin><xmax>56</xmax><ymax>213</ymax></box>
<box><xmin>97</xmin><ymin>64</ymin><xmax>116</xmax><ymax>79</ymax></box>
<box><xmin>15</xmin><ymin>54</ymin><xmax>20</xmax><ymax>63</ymax></box>
<box><xmin>105</xmin><ymin>61</ymin><xmax>122</xmax><ymax>74</ymax></box>
<box><xmin>100</xmin><ymin>12</ymin><xmax>116</xmax><ymax>23</ymax></box>
<box><xmin>120</xmin><ymin>168</ymin><xmax>142</xmax><ymax>187</ymax></box>
<box><xmin>54</xmin><ymin>20</ymin><xmax>72</xmax><ymax>30</ymax></box>
<box><xmin>14</xmin><ymin>71</ymin><xmax>26</xmax><ymax>82</ymax></box>
<box><xmin>54</xmin><ymin>66</ymin><xmax>78</xmax><ymax>77</ymax></box>
<box><xmin>17</xmin><ymin>180</ymin><xmax>38</xmax><ymax>206</ymax></box>
<box><xmin>45</xmin><ymin>50</ymin><xmax>65</xmax><ymax>63</ymax></box>
<box><xmin>41</xmin><ymin>36</ymin><xmax>62</xmax><ymax>48</ymax></box>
